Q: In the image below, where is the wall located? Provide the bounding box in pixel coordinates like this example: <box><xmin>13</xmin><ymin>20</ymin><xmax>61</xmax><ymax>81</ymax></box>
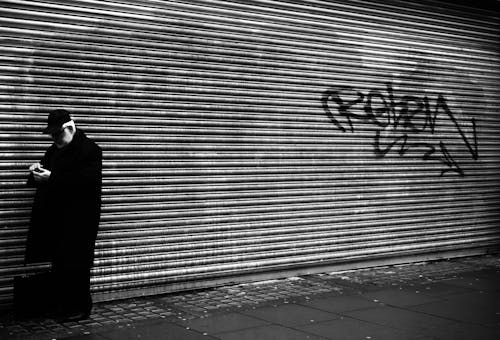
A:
<box><xmin>0</xmin><ymin>0</ymin><xmax>499</xmax><ymax>306</ymax></box>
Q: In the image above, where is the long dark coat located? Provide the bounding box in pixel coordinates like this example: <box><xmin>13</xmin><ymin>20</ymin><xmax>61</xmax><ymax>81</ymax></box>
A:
<box><xmin>25</xmin><ymin>129</ymin><xmax>102</xmax><ymax>268</ymax></box>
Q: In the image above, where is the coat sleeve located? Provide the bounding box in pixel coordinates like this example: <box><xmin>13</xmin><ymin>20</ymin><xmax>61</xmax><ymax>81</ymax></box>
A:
<box><xmin>48</xmin><ymin>143</ymin><xmax>102</xmax><ymax>194</ymax></box>
<box><xmin>26</xmin><ymin>149</ymin><xmax>51</xmax><ymax>188</ymax></box>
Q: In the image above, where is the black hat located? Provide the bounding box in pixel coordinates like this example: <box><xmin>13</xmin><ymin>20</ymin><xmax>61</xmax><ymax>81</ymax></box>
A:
<box><xmin>43</xmin><ymin>109</ymin><xmax>72</xmax><ymax>134</ymax></box>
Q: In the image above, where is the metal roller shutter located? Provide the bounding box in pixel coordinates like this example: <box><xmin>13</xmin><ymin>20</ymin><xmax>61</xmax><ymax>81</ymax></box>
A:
<box><xmin>1</xmin><ymin>0</ymin><xmax>499</xmax><ymax>306</ymax></box>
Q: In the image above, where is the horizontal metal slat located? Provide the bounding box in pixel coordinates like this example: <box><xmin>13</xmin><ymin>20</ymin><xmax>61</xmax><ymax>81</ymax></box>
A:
<box><xmin>2</xmin><ymin>48</ymin><xmax>498</xmax><ymax>86</ymax></box>
<box><xmin>95</xmin><ymin>200</ymin><xmax>499</xmax><ymax>227</ymax></box>
<box><xmin>90</xmin><ymin>230</ymin><xmax>500</xmax><ymax>276</ymax></box>
<box><xmin>1</xmin><ymin>3</ymin><xmax>499</xmax><ymax>74</ymax></box>
<box><xmin>92</xmin><ymin>221</ymin><xmax>500</xmax><ymax>266</ymax></box>
<box><xmin>89</xmin><ymin>237</ymin><xmax>500</xmax><ymax>290</ymax></box>
<box><xmin>1</xmin><ymin>23</ymin><xmax>497</xmax><ymax>73</ymax></box>
<box><xmin>8</xmin><ymin>0</ymin><xmax>495</xmax><ymax>47</ymax></box>
<box><xmin>92</xmin><ymin>212</ymin><xmax>500</xmax><ymax>250</ymax></box>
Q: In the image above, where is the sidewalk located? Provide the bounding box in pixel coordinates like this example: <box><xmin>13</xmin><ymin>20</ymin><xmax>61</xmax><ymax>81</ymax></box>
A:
<box><xmin>1</xmin><ymin>253</ymin><xmax>499</xmax><ymax>340</ymax></box>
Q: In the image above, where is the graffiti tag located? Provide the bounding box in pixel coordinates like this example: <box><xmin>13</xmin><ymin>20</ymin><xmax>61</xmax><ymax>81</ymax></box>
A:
<box><xmin>321</xmin><ymin>83</ymin><xmax>478</xmax><ymax>176</ymax></box>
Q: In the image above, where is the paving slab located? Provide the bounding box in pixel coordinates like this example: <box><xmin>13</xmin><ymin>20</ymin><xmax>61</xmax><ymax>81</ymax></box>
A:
<box><xmin>214</xmin><ymin>324</ymin><xmax>327</xmax><ymax>340</ymax></box>
<box><xmin>422</xmin><ymin>322</ymin><xmax>500</xmax><ymax>340</ymax></box>
<box><xmin>298</xmin><ymin>294</ymin><xmax>382</xmax><ymax>313</ymax></box>
<box><xmin>53</xmin><ymin>334</ymin><xmax>109</xmax><ymax>340</ymax></box>
<box><xmin>409</xmin><ymin>291</ymin><xmax>500</xmax><ymax>326</ymax></box>
<box><xmin>240</xmin><ymin>303</ymin><xmax>339</xmax><ymax>327</ymax></box>
<box><xmin>360</xmin><ymin>287</ymin><xmax>443</xmax><ymax>307</ymax></box>
<box><xmin>299</xmin><ymin>316</ymin><xmax>430</xmax><ymax>340</ymax></box>
<box><xmin>179</xmin><ymin>312</ymin><xmax>269</xmax><ymax>335</ymax></box>
<box><xmin>411</xmin><ymin>281</ymin><xmax>476</xmax><ymax>297</ymax></box>
<box><xmin>439</xmin><ymin>273</ymin><xmax>500</xmax><ymax>292</ymax></box>
<box><xmin>96</xmin><ymin>320</ymin><xmax>216</xmax><ymax>340</ymax></box>
<box><xmin>343</xmin><ymin>305</ymin><xmax>455</xmax><ymax>336</ymax></box>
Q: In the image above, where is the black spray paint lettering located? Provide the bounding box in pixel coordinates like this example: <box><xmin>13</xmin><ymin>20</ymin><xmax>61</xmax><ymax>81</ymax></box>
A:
<box><xmin>321</xmin><ymin>83</ymin><xmax>478</xmax><ymax>176</ymax></box>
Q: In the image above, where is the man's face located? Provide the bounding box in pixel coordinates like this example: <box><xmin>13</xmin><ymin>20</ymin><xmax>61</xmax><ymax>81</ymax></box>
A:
<box><xmin>50</xmin><ymin>126</ymin><xmax>73</xmax><ymax>148</ymax></box>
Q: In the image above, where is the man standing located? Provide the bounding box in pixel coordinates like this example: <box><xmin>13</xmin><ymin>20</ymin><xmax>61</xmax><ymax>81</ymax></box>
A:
<box><xmin>26</xmin><ymin>109</ymin><xmax>102</xmax><ymax>321</ymax></box>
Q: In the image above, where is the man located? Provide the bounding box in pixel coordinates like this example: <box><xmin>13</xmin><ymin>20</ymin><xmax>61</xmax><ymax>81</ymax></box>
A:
<box><xmin>26</xmin><ymin>109</ymin><xmax>102</xmax><ymax>321</ymax></box>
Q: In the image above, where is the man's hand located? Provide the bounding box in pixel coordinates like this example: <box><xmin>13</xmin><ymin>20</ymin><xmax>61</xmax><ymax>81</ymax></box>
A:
<box><xmin>29</xmin><ymin>163</ymin><xmax>51</xmax><ymax>182</ymax></box>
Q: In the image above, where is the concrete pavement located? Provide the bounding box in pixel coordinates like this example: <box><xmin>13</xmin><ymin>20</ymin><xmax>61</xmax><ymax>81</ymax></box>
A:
<box><xmin>1</xmin><ymin>253</ymin><xmax>499</xmax><ymax>339</ymax></box>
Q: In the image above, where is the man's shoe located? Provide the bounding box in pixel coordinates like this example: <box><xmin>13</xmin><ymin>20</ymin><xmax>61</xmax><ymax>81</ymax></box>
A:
<box><xmin>57</xmin><ymin>311</ymin><xmax>90</xmax><ymax>323</ymax></box>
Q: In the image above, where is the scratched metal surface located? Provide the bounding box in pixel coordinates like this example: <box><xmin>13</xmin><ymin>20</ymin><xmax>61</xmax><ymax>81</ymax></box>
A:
<box><xmin>0</xmin><ymin>0</ymin><xmax>499</xmax><ymax>307</ymax></box>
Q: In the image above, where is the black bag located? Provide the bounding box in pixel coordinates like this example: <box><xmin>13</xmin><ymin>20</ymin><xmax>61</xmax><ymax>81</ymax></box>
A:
<box><xmin>13</xmin><ymin>271</ymin><xmax>57</xmax><ymax>318</ymax></box>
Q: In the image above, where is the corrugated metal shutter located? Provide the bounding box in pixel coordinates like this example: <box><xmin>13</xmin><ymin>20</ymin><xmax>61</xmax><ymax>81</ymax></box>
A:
<box><xmin>1</xmin><ymin>0</ymin><xmax>499</xmax><ymax>306</ymax></box>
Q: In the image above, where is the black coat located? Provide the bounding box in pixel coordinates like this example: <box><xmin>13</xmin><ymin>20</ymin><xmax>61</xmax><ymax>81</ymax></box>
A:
<box><xmin>25</xmin><ymin>129</ymin><xmax>102</xmax><ymax>268</ymax></box>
